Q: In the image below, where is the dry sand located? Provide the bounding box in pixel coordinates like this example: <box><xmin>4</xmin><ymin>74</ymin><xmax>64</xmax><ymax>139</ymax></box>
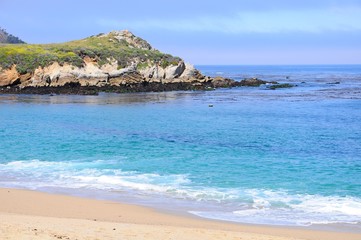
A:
<box><xmin>0</xmin><ymin>188</ymin><xmax>360</xmax><ymax>240</ymax></box>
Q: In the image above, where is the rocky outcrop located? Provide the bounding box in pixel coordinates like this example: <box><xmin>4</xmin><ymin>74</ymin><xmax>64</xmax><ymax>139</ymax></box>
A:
<box><xmin>99</xmin><ymin>30</ymin><xmax>152</xmax><ymax>50</ymax></box>
<box><xmin>0</xmin><ymin>30</ymin><xmax>243</xmax><ymax>94</ymax></box>
<box><xmin>7</xmin><ymin>58</ymin><xmax>207</xmax><ymax>89</ymax></box>
<box><xmin>139</xmin><ymin>61</ymin><xmax>195</xmax><ymax>80</ymax></box>
<box><xmin>0</xmin><ymin>65</ymin><xmax>20</xmax><ymax>87</ymax></box>
<box><xmin>180</xmin><ymin>63</ymin><xmax>204</xmax><ymax>80</ymax></box>
<box><xmin>211</xmin><ymin>77</ymin><xmax>237</xmax><ymax>88</ymax></box>
<box><xmin>0</xmin><ymin>60</ymin><xmax>242</xmax><ymax>94</ymax></box>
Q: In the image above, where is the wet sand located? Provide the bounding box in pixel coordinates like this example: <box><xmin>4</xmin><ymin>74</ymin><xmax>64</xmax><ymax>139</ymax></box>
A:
<box><xmin>1</xmin><ymin>188</ymin><xmax>360</xmax><ymax>240</ymax></box>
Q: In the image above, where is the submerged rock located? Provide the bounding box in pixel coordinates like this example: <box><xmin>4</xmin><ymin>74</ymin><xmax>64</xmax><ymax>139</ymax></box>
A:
<box><xmin>267</xmin><ymin>83</ymin><xmax>294</xmax><ymax>90</ymax></box>
<box><xmin>239</xmin><ymin>78</ymin><xmax>268</xmax><ymax>86</ymax></box>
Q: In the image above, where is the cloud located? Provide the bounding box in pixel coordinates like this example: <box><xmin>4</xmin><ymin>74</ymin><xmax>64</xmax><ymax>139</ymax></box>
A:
<box><xmin>97</xmin><ymin>6</ymin><xmax>361</xmax><ymax>34</ymax></box>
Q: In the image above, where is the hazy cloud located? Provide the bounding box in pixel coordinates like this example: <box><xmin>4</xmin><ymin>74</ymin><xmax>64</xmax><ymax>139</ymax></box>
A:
<box><xmin>98</xmin><ymin>6</ymin><xmax>361</xmax><ymax>34</ymax></box>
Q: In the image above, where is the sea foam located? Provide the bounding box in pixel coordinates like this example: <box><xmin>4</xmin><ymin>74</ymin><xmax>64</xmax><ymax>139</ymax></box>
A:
<box><xmin>1</xmin><ymin>159</ymin><xmax>361</xmax><ymax>227</ymax></box>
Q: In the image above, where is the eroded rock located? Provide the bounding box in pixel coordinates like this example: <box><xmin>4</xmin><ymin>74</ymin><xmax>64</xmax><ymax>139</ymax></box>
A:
<box><xmin>0</xmin><ymin>65</ymin><xmax>20</xmax><ymax>87</ymax></box>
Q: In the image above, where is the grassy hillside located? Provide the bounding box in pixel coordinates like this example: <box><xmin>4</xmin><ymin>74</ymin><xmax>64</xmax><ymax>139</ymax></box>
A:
<box><xmin>0</xmin><ymin>31</ymin><xmax>181</xmax><ymax>74</ymax></box>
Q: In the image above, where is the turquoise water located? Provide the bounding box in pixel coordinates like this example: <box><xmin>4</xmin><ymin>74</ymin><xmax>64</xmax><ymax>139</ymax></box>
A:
<box><xmin>0</xmin><ymin>65</ymin><xmax>361</xmax><ymax>229</ymax></box>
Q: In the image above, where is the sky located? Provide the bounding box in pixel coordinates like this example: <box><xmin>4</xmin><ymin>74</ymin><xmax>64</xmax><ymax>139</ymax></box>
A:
<box><xmin>1</xmin><ymin>0</ymin><xmax>361</xmax><ymax>64</ymax></box>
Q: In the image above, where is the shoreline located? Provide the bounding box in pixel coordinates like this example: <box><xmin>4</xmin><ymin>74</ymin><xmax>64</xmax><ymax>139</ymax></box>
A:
<box><xmin>0</xmin><ymin>77</ymin><xmax>274</xmax><ymax>96</ymax></box>
<box><xmin>1</xmin><ymin>188</ymin><xmax>360</xmax><ymax>240</ymax></box>
<box><xmin>0</xmin><ymin>77</ymin><xmax>238</xmax><ymax>95</ymax></box>
<box><xmin>0</xmin><ymin>82</ymin><xmax>215</xmax><ymax>95</ymax></box>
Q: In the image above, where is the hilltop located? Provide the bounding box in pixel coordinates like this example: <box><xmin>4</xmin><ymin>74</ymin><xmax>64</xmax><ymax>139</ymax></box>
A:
<box><xmin>0</xmin><ymin>30</ymin><xmax>238</xmax><ymax>94</ymax></box>
<box><xmin>0</xmin><ymin>28</ymin><xmax>25</xmax><ymax>44</ymax></box>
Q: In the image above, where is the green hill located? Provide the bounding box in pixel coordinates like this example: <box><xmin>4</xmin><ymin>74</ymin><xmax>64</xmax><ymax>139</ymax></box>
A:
<box><xmin>0</xmin><ymin>30</ymin><xmax>180</xmax><ymax>75</ymax></box>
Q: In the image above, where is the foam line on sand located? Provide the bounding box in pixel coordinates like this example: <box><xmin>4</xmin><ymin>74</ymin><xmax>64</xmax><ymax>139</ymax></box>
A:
<box><xmin>1</xmin><ymin>188</ymin><xmax>360</xmax><ymax>240</ymax></box>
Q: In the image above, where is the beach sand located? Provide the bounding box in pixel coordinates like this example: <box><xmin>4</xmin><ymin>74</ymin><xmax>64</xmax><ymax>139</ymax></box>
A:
<box><xmin>0</xmin><ymin>188</ymin><xmax>360</xmax><ymax>240</ymax></box>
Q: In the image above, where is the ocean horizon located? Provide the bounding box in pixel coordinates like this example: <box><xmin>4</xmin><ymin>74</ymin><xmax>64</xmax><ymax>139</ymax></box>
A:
<box><xmin>1</xmin><ymin>64</ymin><xmax>360</xmax><ymax>232</ymax></box>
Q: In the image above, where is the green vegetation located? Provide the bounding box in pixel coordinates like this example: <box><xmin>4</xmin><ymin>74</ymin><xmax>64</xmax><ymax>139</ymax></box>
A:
<box><xmin>0</xmin><ymin>44</ymin><xmax>82</xmax><ymax>74</ymax></box>
<box><xmin>160</xmin><ymin>58</ymin><xmax>179</xmax><ymax>69</ymax></box>
<box><xmin>136</xmin><ymin>62</ymin><xmax>150</xmax><ymax>70</ymax></box>
<box><xmin>0</xmin><ymin>32</ymin><xmax>181</xmax><ymax>74</ymax></box>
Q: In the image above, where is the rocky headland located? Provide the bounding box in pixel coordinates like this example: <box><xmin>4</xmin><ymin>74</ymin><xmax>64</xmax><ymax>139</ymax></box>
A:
<box><xmin>0</xmin><ymin>30</ymin><xmax>250</xmax><ymax>95</ymax></box>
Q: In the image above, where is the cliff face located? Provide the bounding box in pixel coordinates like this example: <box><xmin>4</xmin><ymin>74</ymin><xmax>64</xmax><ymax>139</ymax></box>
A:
<box><xmin>0</xmin><ymin>30</ymin><xmax>216</xmax><ymax>91</ymax></box>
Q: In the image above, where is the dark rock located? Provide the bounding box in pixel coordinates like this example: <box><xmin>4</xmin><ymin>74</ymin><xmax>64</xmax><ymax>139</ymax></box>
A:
<box><xmin>267</xmin><ymin>83</ymin><xmax>294</xmax><ymax>90</ymax></box>
<box><xmin>0</xmin><ymin>81</ymin><xmax>227</xmax><ymax>95</ymax></box>
<box><xmin>210</xmin><ymin>77</ymin><xmax>238</xmax><ymax>88</ymax></box>
<box><xmin>239</xmin><ymin>78</ymin><xmax>267</xmax><ymax>86</ymax></box>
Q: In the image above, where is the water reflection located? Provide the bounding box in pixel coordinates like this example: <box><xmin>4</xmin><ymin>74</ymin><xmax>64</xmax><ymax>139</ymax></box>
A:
<box><xmin>0</xmin><ymin>83</ymin><xmax>361</xmax><ymax>105</ymax></box>
<box><xmin>0</xmin><ymin>91</ymin><xmax>207</xmax><ymax>105</ymax></box>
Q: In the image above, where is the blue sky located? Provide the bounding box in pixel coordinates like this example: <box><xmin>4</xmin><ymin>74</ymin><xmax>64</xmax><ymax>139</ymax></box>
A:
<box><xmin>1</xmin><ymin>0</ymin><xmax>361</xmax><ymax>64</ymax></box>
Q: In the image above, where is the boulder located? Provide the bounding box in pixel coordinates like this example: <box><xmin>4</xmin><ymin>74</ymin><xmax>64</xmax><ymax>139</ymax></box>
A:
<box><xmin>180</xmin><ymin>63</ymin><xmax>204</xmax><ymax>80</ymax></box>
<box><xmin>164</xmin><ymin>61</ymin><xmax>185</xmax><ymax>79</ymax></box>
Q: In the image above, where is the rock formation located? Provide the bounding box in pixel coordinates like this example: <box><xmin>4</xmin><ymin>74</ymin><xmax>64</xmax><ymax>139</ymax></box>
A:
<box><xmin>0</xmin><ymin>30</ymin><xmax>242</xmax><ymax>94</ymax></box>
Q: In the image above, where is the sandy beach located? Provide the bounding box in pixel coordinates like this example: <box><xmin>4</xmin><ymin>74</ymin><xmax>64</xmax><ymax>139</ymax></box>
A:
<box><xmin>0</xmin><ymin>188</ymin><xmax>360</xmax><ymax>240</ymax></box>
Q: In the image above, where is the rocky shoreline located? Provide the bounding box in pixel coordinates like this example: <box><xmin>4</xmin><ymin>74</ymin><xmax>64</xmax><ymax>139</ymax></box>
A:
<box><xmin>0</xmin><ymin>77</ymin><xmax>242</xmax><ymax>95</ymax></box>
<box><xmin>0</xmin><ymin>76</ymin><xmax>278</xmax><ymax>95</ymax></box>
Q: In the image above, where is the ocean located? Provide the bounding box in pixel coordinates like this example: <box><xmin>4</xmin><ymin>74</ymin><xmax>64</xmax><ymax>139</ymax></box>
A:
<box><xmin>0</xmin><ymin>65</ymin><xmax>361</xmax><ymax>231</ymax></box>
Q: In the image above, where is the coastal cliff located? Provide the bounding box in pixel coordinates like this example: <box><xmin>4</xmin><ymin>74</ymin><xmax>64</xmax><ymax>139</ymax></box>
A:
<box><xmin>0</xmin><ymin>30</ymin><xmax>238</xmax><ymax>94</ymax></box>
